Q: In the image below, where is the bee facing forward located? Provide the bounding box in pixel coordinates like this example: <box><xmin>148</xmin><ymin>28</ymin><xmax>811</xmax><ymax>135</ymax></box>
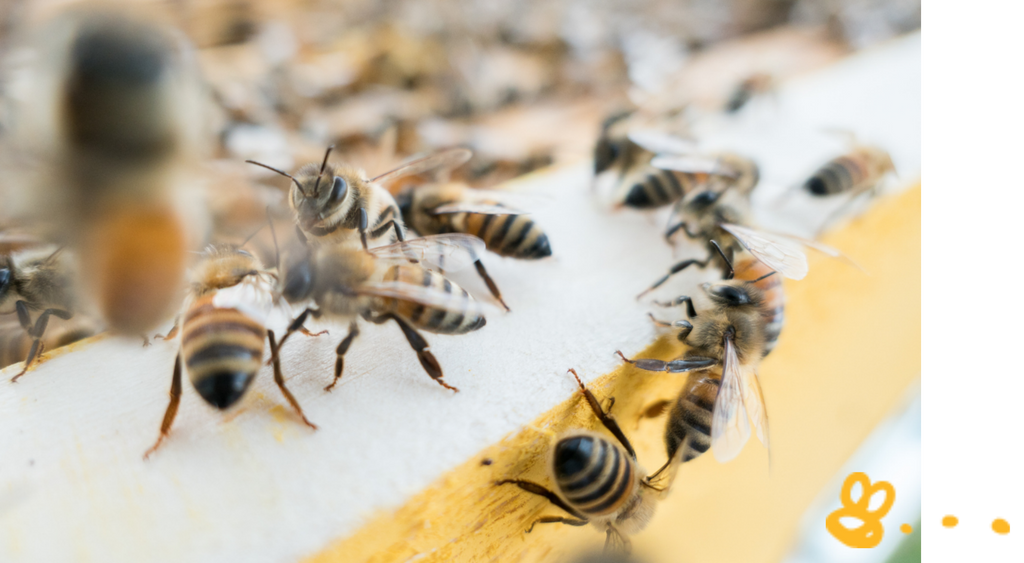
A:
<box><xmin>247</xmin><ymin>148</ymin><xmax>472</xmax><ymax>251</ymax></box>
<box><xmin>619</xmin><ymin>243</ymin><xmax>773</xmax><ymax>474</ymax></box>
<box><xmin>275</xmin><ymin>233</ymin><xmax>489</xmax><ymax>393</ymax></box>
<box><xmin>497</xmin><ymin>370</ymin><xmax>658</xmax><ymax>554</ymax></box>
<box><xmin>395</xmin><ymin>181</ymin><xmax>553</xmax><ymax>311</ymax></box>
<box><xmin>0</xmin><ymin>246</ymin><xmax>78</xmax><ymax>381</ymax></box>
<box><xmin>144</xmin><ymin>245</ymin><xmax>315</xmax><ymax>458</ymax></box>
<box><xmin>18</xmin><ymin>9</ymin><xmax>207</xmax><ymax>335</ymax></box>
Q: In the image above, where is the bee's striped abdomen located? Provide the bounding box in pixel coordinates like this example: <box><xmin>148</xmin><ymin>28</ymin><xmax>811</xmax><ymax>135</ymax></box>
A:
<box><xmin>553</xmin><ymin>434</ymin><xmax>637</xmax><ymax>517</ymax></box>
<box><xmin>455</xmin><ymin>206</ymin><xmax>552</xmax><ymax>259</ymax></box>
<box><xmin>665</xmin><ymin>372</ymin><xmax>721</xmax><ymax>463</ymax></box>
<box><xmin>380</xmin><ymin>265</ymin><xmax>485</xmax><ymax>335</ymax></box>
<box><xmin>805</xmin><ymin>154</ymin><xmax>869</xmax><ymax>196</ymax></box>
<box><xmin>623</xmin><ymin>168</ymin><xmax>695</xmax><ymax>209</ymax></box>
<box><xmin>734</xmin><ymin>255</ymin><xmax>785</xmax><ymax>357</ymax></box>
<box><xmin>181</xmin><ymin>294</ymin><xmax>265</xmax><ymax>409</ymax></box>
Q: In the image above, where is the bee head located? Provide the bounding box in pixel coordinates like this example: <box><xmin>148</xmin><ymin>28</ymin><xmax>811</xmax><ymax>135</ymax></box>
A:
<box><xmin>394</xmin><ymin>186</ymin><xmax>414</xmax><ymax>222</ymax></box>
<box><xmin>593</xmin><ymin>111</ymin><xmax>632</xmax><ymax>175</ymax></box>
<box><xmin>0</xmin><ymin>262</ymin><xmax>11</xmax><ymax>304</ymax></box>
<box><xmin>281</xmin><ymin>247</ymin><xmax>315</xmax><ymax>303</ymax></box>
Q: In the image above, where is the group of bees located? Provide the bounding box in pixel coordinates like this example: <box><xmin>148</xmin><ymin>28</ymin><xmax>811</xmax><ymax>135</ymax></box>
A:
<box><xmin>0</xmin><ymin>6</ymin><xmax>898</xmax><ymax>560</ymax></box>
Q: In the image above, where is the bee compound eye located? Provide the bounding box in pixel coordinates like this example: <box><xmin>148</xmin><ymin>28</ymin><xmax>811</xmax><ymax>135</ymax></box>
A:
<box><xmin>328</xmin><ymin>176</ymin><xmax>347</xmax><ymax>204</ymax></box>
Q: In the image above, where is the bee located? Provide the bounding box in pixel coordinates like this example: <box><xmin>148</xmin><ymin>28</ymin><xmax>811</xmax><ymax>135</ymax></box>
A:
<box><xmin>0</xmin><ymin>246</ymin><xmax>79</xmax><ymax>382</ymax></box>
<box><xmin>618</xmin><ymin>243</ymin><xmax>773</xmax><ymax>474</ymax></box>
<box><xmin>593</xmin><ymin>115</ymin><xmax>758</xmax><ymax>210</ymax></box>
<box><xmin>18</xmin><ymin>9</ymin><xmax>207</xmax><ymax>335</ymax></box>
<box><xmin>497</xmin><ymin>369</ymin><xmax>658</xmax><ymax>554</ymax></box>
<box><xmin>804</xmin><ymin>144</ymin><xmax>895</xmax><ymax>198</ymax></box>
<box><xmin>246</xmin><ymin>147</ymin><xmax>473</xmax><ymax>251</ymax></box>
<box><xmin>395</xmin><ymin>181</ymin><xmax>553</xmax><ymax>311</ymax></box>
<box><xmin>144</xmin><ymin>245</ymin><xmax>315</xmax><ymax>458</ymax></box>
<box><xmin>0</xmin><ymin>317</ymin><xmax>96</xmax><ymax>372</ymax></box>
<box><xmin>274</xmin><ymin>233</ymin><xmax>489</xmax><ymax>393</ymax></box>
<box><xmin>725</xmin><ymin>73</ymin><xmax>775</xmax><ymax>113</ymax></box>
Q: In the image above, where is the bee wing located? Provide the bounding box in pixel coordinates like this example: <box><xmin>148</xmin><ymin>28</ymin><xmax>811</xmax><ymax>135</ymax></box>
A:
<box><xmin>651</xmin><ymin>155</ymin><xmax>740</xmax><ymax>179</ymax></box>
<box><xmin>753</xmin><ymin>228</ymin><xmax>867</xmax><ymax>273</ymax></box>
<box><xmin>719</xmin><ymin>223</ymin><xmax>809</xmax><ymax>280</ymax></box>
<box><xmin>211</xmin><ymin>277</ymin><xmax>275</xmax><ymax>324</ymax></box>
<box><xmin>370</xmin><ymin>148</ymin><xmax>473</xmax><ymax>185</ymax></box>
<box><xmin>627</xmin><ymin>130</ymin><xmax>696</xmax><ymax>155</ymax></box>
<box><xmin>368</xmin><ymin>234</ymin><xmax>485</xmax><ymax>272</ymax></box>
<box><xmin>711</xmin><ymin>337</ymin><xmax>751</xmax><ymax>463</ymax></box>
<box><xmin>743</xmin><ymin>368</ymin><xmax>770</xmax><ymax>452</ymax></box>
<box><xmin>356</xmin><ymin>280</ymin><xmax>483</xmax><ymax>313</ymax></box>
<box><xmin>430</xmin><ymin>202</ymin><xmax>528</xmax><ymax>215</ymax></box>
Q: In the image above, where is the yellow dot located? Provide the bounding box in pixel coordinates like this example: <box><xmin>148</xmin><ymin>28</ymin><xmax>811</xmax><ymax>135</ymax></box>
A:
<box><xmin>987</xmin><ymin>513</ymin><xmax>1011</xmax><ymax>540</ymax></box>
<box><xmin>937</xmin><ymin>511</ymin><xmax>958</xmax><ymax>532</ymax></box>
<box><xmin>900</xmin><ymin>523</ymin><xmax>912</xmax><ymax>534</ymax></box>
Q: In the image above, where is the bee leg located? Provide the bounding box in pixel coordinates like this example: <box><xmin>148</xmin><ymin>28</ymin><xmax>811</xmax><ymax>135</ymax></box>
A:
<box><xmin>494</xmin><ymin>479</ymin><xmax>588</xmax><ymax>521</ymax></box>
<box><xmin>636</xmin><ymin>257</ymin><xmax>711</xmax><ymax>300</ymax></box>
<box><xmin>358</xmin><ymin>208</ymin><xmax>370</xmax><ymax>250</ymax></box>
<box><xmin>652</xmin><ymin>295</ymin><xmax>698</xmax><ymax>320</ymax></box>
<box><xmin>11</xmin><ymin>304</ymin><xmax>73</xmax><ymax>383</ymax></box>
<box><xmin>275</xmin><ymin>307</ymin><xmax>322</xmax><ymax>352</ymax></box>
<box><xmin>526</xmin><ymin>516</ymin><xmax>590</xmax><ymax>533</ymax></box>
<box><xmin>369</xmin><ymin>216</ymin><xmax>407</xmax><ymax>243</ymax></box>
<box><xmin>325</xmin><ymin>322</ymin><xmax>359</xmax><ymax>392</ymax></box>
<box><xmin>567</xmin><ymin>369</ymin><xmax>637</xmax><ymax>459</ymax></box>
<box><xmin>149</xmin><ymin>316</ymin><xmax>181</xmax><ymax>345</ymax></box>
<box><xmin>474</xmin><ymin>259</ymin><xmax>511</xmax><ymax>312</ymax></box>
<box><xmin>267</xmin><ymin>330</ymin><xmax>317</xmax><ymax>430</ymax></box>
<box><xmin>144</xmin><ymin>354</ymin><xmax>182</xmax><ymax>459</ymax></box>
<box><xmin>371</xmin><ymin>313</ymin><xmax>457</xmax><ymax>392</ymax></box>
<box><xmin>299</xmin><ymin>328</ymin><xmax>329</xmax><ymax>338</ymax></box>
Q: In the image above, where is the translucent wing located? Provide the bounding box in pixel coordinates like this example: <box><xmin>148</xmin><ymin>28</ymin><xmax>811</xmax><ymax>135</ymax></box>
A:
<box><xmin>720</xmin><ymin>223</ymin><xmax>809</xmax><ymax>280</ymax></box>
<box><xmin>370</xmin><ymin>148</ymin><xmax>473</xmax><ymax>185</ymax></box>
<box><xmin>742</xmin><ymin>369</ymin><xmax>770</xmax><ymax>451</ymax></box>
<box><xmin>368</xmin><ymin>234</ymin><xmax>485</xmax><ymax>272</ymax></box>
<box><xmin>627</xmin><ymin>130</ymin><xmax>696</xmax><ymax>155</ymax></box>
<box><xmin>212</xmin><ymin>276</ymin><xmax>275</xmax><ymax>324</ymax></box>
<box><xmin>651</xmin><ymin>155</ymin><xmax>740</xmax><ymax>179</ymax></box>
<box><xmin>711</xmin><ymin>337</ymin><xmax>751</xmax><ymax>463</ymax></box>
<box><xmin>430</xmin><ymin>202</ymin><xmax>528</xmax><ymax>215</ymax></box>
<box><xmin>755</xmin><ymin>228</ymin><xmax>867</xmax><ymax>273</ymax></box>
<box><xmin>356</xmin><ymin>280</ymin><xmax>483</xmax><ymax>313</ymax></box>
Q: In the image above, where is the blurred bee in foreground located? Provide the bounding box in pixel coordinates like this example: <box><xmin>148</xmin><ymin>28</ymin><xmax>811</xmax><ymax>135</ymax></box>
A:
<box><xmin>247</xmin><ymin>147</ymin><xmax>472</xmax><ymax>250</ymax></box>
<box><xmin>274</xmin><ymin>233</ymin><xmax>490</xmax><ymax>393</ymax></box>
<box><xmin>619</xmin><ymin>242</ymin><xmax>773</xmax><ymax>473</ymax></box>
<box><xmin>144</xmin><ymin>245</ymin><xmax>315</xmax><ymax>459</ymax></box>
<box><xmin>725</xmin><ymin>73</ymin><xmax>775</xmax><ymax>113</ymax></box>
<box><xmin>800</xmin><ymin>142</ymin><xmax>896</xmax><ymax>233</ymax></box>
<box><xmin>593</xmin><ymin>114</ymin><xmax>758</xmax><ymax>211</ymax></box>
<box><xmin>0</xmin><ymin>245</ymin><xmax>79</xmax><ymax>381</ymax></box>
<box><xmin>395</xmin><ymin>180</ymin><xmax>553</xmax><ymax>311</ymax></box>
<box><xmin>497</xmin><ymin>369</ymin><xmax>659</xmax><ymax>554</ymax></box>
<box><xmin>17</xmin><ymin>8</ymin><xmax>207</xmax><ymax>335</ymax></box>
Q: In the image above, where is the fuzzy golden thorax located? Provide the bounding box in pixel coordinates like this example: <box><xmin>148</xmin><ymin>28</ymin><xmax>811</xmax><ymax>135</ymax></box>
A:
<box><xmin>308</xmin><ymin>245</ymin><xmax>377</xmax><ymax>318</ymax></box>
<box><xmin>190</xmin><ymin>246</ymin><xmax>263</xmax><ymax>295</ymax></box>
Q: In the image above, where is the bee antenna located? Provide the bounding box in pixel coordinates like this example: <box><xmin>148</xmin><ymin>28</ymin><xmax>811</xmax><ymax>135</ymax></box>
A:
<box><xmin>266</xmin><ymin>206</ymin><xmax>280</xmax><ymax>272</ymax></box>
<box><xmin>749</xmin><ymin>271</ymin><xmax>777</xmax><ymax>283</ymax></box>
<box><xmin>246</xmin><ymin>160</ymin><xmax>307</xmax><ymax>197</ymax></box>
<box><xmin>709</xmin><ymin>240</ymin><xmax>734</xmax><ymax>280</ymax></box>
<box><xmin>312</xmin><ymin>145</ymin><xmax>335</xmax><ymax>195</ymax></box>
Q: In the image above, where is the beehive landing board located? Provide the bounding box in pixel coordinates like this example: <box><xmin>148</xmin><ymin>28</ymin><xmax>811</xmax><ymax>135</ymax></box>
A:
<box><xmin>0</xmin><ymin>33</ymin><xmax>919</xmax><ymax>563</ymax></box>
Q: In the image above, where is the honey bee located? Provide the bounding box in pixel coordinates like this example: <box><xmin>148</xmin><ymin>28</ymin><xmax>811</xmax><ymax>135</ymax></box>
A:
<box><xmin>725</xmin><ymin>73</ymin><xmax>775</xmax><ymax>113</ymax></box>
<box><xmin>17</xmin><ymin>9</ymin><xmax>207</xmax><ymax>335</ymax></box>
<box><xmin>804</xmin><ymin>144</ymin><xmax>895</xmax><ymax>198</ymax></box>
<box><xmin>593</xmin><ymin>116</ymin><xmax>758</xmax><ymax>210</ymax></box>
<box><xmin>497</xmin><ymin>369</ymin><xmax>658</xmax><ymax>554</ymax></box>
<box><xmin>144</xmin><ymin>245</ymin><xmax>315</xmax><ymax>458</ymax></box>
<box><xmin>0</xmin><ymin>245</ymin><xmax>79</xmax><ymax>381</ymax></box>
<box><xmin>246</xmin><ymin>147</ymin><xmax>473</xmax><ymax>251</ymax></box>
<box><xmin>619</xmin><ymin>243</ymin><xmax>773</xmax><ymax>472</ymax></box>
<box><xmin>395</xmin><ymin>181</ymin><xmax>553</xmax><ymax>311</ymax></box>
<box><xmin>274</xmin><ymin>233</ymin><xmax>489</xmax><ymax>393</ymax></box>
